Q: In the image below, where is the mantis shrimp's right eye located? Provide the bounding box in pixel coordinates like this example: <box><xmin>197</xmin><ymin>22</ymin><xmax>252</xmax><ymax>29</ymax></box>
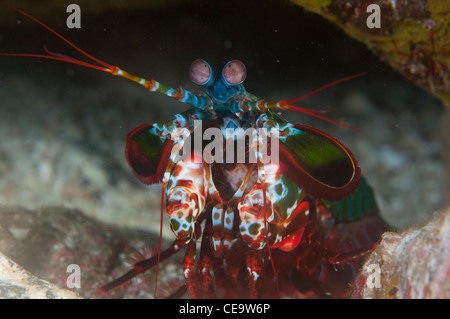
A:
<box><xmin>189</xmin><ymin>59</ymin><xmax>214</xmax><ymax>86</ymax></box>
<box><xmin>222</xmin><ymin>60</ymin><xmax>246</xmax><ymax>86</ymax></box>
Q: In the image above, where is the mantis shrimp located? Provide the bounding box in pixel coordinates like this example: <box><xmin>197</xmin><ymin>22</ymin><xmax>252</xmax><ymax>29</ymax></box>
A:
<box><xmin>1</xmin><ymin>3</ymin><xmax>387</xmax><ymax>298</ymax></box>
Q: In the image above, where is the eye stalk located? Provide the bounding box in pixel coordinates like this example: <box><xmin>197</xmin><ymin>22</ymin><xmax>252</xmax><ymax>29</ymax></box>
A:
<box><xmin>222</xmin><ymin>60</ymin><xmax>246</xmax><ymax>86</ymax></box>
<box><xmin>189</xmin><ymin>59</ymin><xmax>215</xmax><ymax>86</ymax></box>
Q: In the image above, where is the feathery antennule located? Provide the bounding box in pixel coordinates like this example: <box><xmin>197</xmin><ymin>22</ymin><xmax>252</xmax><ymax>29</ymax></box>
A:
<box><xmin>272</xmin><ymin>72</ymin><xmax>366</xmax><ymax>132</ymax></box>
<box><xmin>0</xmin><ymin>51</ymin><xmax>112</xmax><ymax>72</ymax></box>
<box><xmin>1</xmin><ymin>3</ymin><xmax>115</xmax><ymax>71</ymax></box>
<box><xmin>286</xmin><ymin>105</ymin><xmax>361</xmax><ymax>133</ymax></box>
<box><xmin>280</xmin><ymin>72</ymin><xmax>366</xmax><ymax>105</ymax></box>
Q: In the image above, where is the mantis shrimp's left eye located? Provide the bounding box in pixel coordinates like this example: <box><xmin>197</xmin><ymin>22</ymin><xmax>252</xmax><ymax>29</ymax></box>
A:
<box><xmin>222</xmin><ymin>60</ymin><xmax>246</xmax><ymax>86</ymax></box>
<box><xmin>190</xmin><ymin>59</ymin><xmax>215</xmax><ymax>86</ymax></box>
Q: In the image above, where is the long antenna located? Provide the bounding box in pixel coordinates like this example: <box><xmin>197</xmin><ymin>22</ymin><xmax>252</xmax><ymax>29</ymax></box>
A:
<box><xmin>1</xmin><ymin>3</ymin><xmax>115</xmax><ymax>70</ymax></box>
<box><xmin>280</xmin><ymin>72</ymin><xmax>366</xmax><ymax>105</ymax></box>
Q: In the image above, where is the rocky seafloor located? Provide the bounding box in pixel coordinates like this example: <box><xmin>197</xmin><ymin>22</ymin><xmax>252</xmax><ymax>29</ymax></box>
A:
<box><xmin>0</xmin><ymin>0</ymin><xmax>448</xmax><ymax>298</ymax></box>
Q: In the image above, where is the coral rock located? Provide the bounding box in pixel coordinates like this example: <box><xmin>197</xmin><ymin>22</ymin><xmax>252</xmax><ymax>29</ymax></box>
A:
<box><xmin>351</xmin><ymin>207</ymin><xmax>450</xmax><ymax>298</ymax></box>
<box><xmin>0</xmin><ymin>251</ymin><xmax>82</xmax><ymax>299</ymax></box>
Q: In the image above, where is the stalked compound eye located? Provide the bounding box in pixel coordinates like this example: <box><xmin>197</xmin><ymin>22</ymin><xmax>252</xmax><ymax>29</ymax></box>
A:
<box><xmin>189</xmin><ymin>59</ymin><xmax>214</xmax><ymax>86</ymax></box>
<box><xmin>222</xmin><ymin>60</ymin><xmax>246</xmax><ymax>86</ymax></box>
